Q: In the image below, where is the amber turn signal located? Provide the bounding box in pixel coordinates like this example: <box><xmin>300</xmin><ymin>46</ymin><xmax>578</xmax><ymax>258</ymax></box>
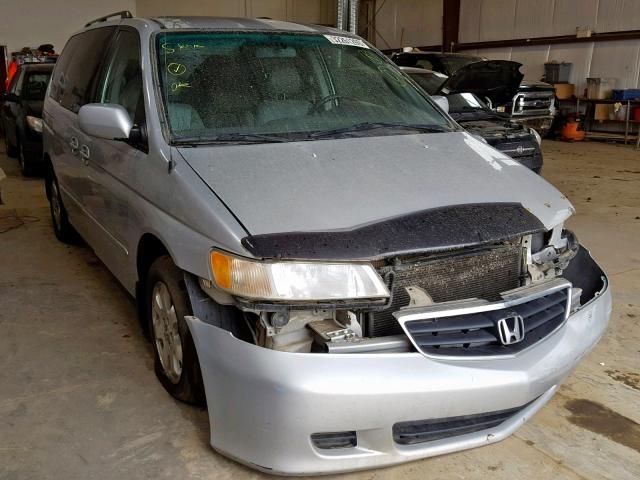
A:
<box><xmin>210</xmin><ymin>251</ymin><xmax>232</xmax><ymax>289</ymax></box>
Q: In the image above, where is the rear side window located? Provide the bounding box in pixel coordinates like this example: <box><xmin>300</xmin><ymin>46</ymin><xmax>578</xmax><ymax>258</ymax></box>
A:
<box><xmin>23</xmin><ymin>72</ymin><xmax>52</xmax><ymax>100</ymax></box>
<box><xmin>49</xmin><ymin>27</ymin><xmax>116</xmax><ymax>113</ymax></box>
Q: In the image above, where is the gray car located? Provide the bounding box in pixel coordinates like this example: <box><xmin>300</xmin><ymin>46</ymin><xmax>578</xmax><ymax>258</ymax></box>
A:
<box><xmin>43</xmin><ymin>13</ymin><xmax>611</xmax><ymax>476</ymax></box>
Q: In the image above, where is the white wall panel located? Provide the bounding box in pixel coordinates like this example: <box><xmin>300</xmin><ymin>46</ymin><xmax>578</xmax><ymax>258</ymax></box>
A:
<box><xmin>510</xmin><ymin>45</ymin><xmax>551</xmax><ymax>80</ymax></box>
<box><xmin>514</xmin><ymin>0</ymin><xmax>555</xmax><ymax>38</ymax></box>
<box><xmin>596</xmin><ymin>0</ymin><xmax>640</xmax><ymax>32</ymax></box>
<box><xmin>246</xmin><ymin>0</ymin><xmax>289</xmax><ymax>19</ymax></box>
<box><xmin>548</xmin><ymin>43</ymin><xmax>594</xmax><ymax>91</ymax></box>
<box><xmin>475</xmin><ymin>47</ymin><xmax>513</xmax><ymax>60</ymax></box>
<box><xmin>589</xmin><ymin>40</ymin><xmax>640</xmax><ymax>89</ymax></box>
<box><xmin>373</xmin><ymin>0</ymin><xmax>442</xmax><ymax>50</ymax></box>
<box><xmin>459</xmin><ymin>0</ymin><xmax>482</xmax><ymax>43</ymax></box>
<box><xmin>136</xmin><ymin>0</ymin><xmax>245</xmax><ymax>17</ymax></box>
<box><xmin>552</xmin><ymin>0</ymin><xmax>599</xmax><ymax>35</ymax></box>
<box><xmin>478</xmin><ymin>0</ymin><xmax>517</xmax><ymax>41</ymax></box>
<box><xmin>0</xmin><ymin>0</ymin><xmax>135</xmax><ymax>55</ymax></box>
<box><xmin>137</xmin><ymin>0</ymin><xmax>335</xmax><ymax>24</ymax></box>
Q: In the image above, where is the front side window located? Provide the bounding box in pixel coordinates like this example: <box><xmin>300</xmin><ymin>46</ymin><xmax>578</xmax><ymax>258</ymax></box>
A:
<box><xmin>97</xmin><ymin>30</ymin><xmax>144</xmax><ymax>123</ymax></box>
<box><xmin>155</xmin><ymin>32</ymin><xmax>453</xmax><ymax>143</ymax></box>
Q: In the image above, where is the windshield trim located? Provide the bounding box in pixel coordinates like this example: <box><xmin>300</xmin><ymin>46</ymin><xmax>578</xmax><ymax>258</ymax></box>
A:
<box><xmin>149</xmin><ymin>30</ymin><xmax>459</xmax><ymax>146</ymax></box>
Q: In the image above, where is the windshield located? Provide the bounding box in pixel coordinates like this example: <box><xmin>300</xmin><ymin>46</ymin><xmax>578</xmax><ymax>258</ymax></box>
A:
<box><xmin>446</xmin><ymin>93</ymin><xmax>489</xmax><ymax>113</ymax></box>
<box><xmin>406</xmin><ymin>71</ymin><xmax>448</xmax><ymax>95</ymax></box>
<box><xmin>155</xmin><ymin>32</ymin><xmax>453</xmax><ymax>143</ymax></box>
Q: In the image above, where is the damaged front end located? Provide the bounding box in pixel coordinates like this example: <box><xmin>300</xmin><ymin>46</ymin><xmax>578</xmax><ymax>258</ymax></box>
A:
<box><xmin>181</xmin><ymin>202</ymin><xmax>609</xmax><ymax>475</ymax></box>
<box><xmin>186</xmin><ymin>204</ymin><xmax>603</xmax><ymax>358</ymax></box>
<box><xmin>187</xmin><ymin>229</ymin><xmax>603</xmax><ymax>359</ymax></box>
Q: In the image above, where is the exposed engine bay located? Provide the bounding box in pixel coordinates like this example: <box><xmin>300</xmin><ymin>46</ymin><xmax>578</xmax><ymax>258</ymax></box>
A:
<box><xmin>457</xmin><ymin>119</ymin><xmax>532</xmax><ymax>140</ymax></box>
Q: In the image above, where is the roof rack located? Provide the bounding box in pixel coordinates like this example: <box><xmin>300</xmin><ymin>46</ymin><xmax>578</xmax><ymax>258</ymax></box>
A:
<box><xmin>85</xmin><ymin>11</ymin><xmax>133</xmax><ymax>27</ymax></box>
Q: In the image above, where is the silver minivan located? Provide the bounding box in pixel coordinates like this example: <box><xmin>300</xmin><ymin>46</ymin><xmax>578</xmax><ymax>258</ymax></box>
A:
<box><xmin>43</xmin><ymin>13</ymin><xmax>611</xmax><ymax>476</ymax></box>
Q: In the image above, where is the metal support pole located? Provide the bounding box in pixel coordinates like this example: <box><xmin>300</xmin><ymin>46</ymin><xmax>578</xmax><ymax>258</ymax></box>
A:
<box><xmin>337</xmin><ymin>0</ymin><xmax>349</xmax><ymax>31</ymax></box>
<box><xmin>349</xmin><ymin>0</ymin><xmax>360</xmax><ymax>34</ymax></box>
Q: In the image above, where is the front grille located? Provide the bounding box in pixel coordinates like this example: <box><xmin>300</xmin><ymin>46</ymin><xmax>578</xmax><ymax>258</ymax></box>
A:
<box><xmin>393</xmin><ymin>399</ymin><xmax>536</xmax><ymax>445</ymax></box>
<box><xmin>512</xmin><ymin>92</ymin><xmax>554</xmax><ymax>116</ymax></box>
<box><xmin>494</xmin><ymin>140</ymin><xmax>542</xmax><ymax>171</ymax></box>
<box><xmin>402</xmin><ymin>286</ymin><xmax>570</xmax><ymax>357</ymax></box>
<box><xmin>495</xmin><ymin>140</ymin><xmax>537</xmax><ymax>159</ymax></box>
<box><xmin>370</xmin><ymin>244</ymin><xmax>522</xmax><ymax>337</ymax></box>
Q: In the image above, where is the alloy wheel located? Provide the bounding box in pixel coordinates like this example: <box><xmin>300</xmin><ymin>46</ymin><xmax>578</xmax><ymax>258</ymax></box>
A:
<box><xmin>151</xmin><ymin>281</ymin><xmax>183</xmax><ymax>384</ymax></box>
<box><xmin>50</xmin><ymin>181</ymin><xmax>62</xmax><ymax>229</ymax></box>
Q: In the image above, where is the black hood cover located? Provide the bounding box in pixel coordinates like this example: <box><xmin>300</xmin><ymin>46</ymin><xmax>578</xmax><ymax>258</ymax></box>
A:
<box><xmin>438</xmin><ymin>60</ymin><xmax>524</xmax><ymax>106</ymax></box>
<box><xmin>242</xmin><ymin>203</ymin><xmax>544</xmax><ymax>260</ymax></box>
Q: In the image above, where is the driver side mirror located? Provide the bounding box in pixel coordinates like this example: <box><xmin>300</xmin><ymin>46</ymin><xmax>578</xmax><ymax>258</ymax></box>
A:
<box><xmin>431</xmin><ymin>95</ymin><xmax>449</xmax><ymax>114</ymax></box>
<box><xmin>78</xmin><ymin>103</ymin><xmax>133</xmax><ymax>140</ymax></box>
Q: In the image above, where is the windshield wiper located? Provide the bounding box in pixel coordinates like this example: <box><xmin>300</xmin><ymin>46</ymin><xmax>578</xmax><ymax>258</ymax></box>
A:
<box><xmin>175</xmin><ymin>133</ymin><xmax>290</xmax><ymax>145</ymax></box>
<box><xmin>308</xmin><ymin>122</ymin><xmax>452</xmax><ymax>139</ymax></box>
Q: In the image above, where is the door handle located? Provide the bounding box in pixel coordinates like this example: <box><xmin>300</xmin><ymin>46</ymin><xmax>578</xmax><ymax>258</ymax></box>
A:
<box><xmin>69</xmin><ymin>136</ymin><xmax>79</xmax><ymax>154</ymax></box>
<box><xmin>80</xmin><ymin>144</ymin><xmax>90</xmax><ymax>165</ymax></box>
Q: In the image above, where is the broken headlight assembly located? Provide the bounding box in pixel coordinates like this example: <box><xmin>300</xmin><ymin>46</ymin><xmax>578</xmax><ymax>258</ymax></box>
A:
<box><xmin>209</xmin><ymin>251</ymin><xmax>390</xmax><ymax>302</ymax></box>
<box><xmin>526</xmin><ymin>226</ymin><xmax>579</xmax><ymax>285</ymax></box>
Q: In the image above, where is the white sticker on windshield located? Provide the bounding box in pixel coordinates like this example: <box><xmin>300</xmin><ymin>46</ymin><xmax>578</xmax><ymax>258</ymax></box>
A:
<box><xmin>323</xmin><ymin>35</ymin><xmax>370</xmax><ymax>49</ymax></box>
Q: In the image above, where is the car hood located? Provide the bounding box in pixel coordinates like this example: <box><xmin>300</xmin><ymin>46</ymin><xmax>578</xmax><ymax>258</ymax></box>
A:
<box><xmin>177</xmin><ymin>131</ymin><xmax>572</xmax><ymax>236</ymax></box>
<box><xmin>519</xmin><ymin>80</ymin><xmax>555</xmax><ymax>92</ymax></box>
<box><xmin>438</xmin><ymin>60</ymin><xmax>524</xmax><ymax>106</ymax></box>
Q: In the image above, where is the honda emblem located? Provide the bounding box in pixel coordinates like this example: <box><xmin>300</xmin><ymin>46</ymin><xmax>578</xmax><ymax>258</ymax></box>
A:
<box><xmin>497</xmin><ymin>314</ymin><xmax>525</xmax><ymax>345</ymax></box>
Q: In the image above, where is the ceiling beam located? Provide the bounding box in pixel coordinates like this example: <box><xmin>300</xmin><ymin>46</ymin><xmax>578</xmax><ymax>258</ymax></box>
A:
<box><xmin>382</xmin><ymin>29</ymin><xmax>640</xmax><ymax>54</ymax></box>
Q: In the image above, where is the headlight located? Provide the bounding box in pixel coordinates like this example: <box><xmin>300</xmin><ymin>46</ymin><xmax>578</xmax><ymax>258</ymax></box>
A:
<box><xmin>529</xmin><ymin>127</ymin><xmax>542</xmax><ymax>145</ymax></box>
<box><xmin>210</xmin><ymin>251</ymin><xmax>390</xmax><ymax>301</ymax></box>
<box><xmin>26</xmin><ymin>116</ymin><xmax>43</xmax><ymax>133</ymax></box>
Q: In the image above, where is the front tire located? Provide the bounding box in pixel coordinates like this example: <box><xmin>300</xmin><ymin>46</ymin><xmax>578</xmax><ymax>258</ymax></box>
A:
<box><xmin>147</xmin><ymin>256</ymin><xmax>205</xmax><ymax>405</ymax></box>
<box><xmin>18</xmin><ymin>142</ymin><xmax>34</xmax><ymax>177</ymax></box>
<box><xmin>4</xmin><ymin>133</ymin><xmax>17</xmax><ymax>158</ymax></box>
<box><xmin>46</xmin><ymin>169</ymin><xmax>77</xmax><ymax>243</ymax></box>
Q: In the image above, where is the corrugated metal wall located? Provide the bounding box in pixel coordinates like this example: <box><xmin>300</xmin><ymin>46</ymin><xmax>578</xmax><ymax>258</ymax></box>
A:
<box><xmin>136</xmin><ymin>0</ymin><xmax>336</xmax><ymax>25</ymax></box>
<box><xmin>372</xmin><ymin>0</ymin><xmax>442</xmax><ymax>49</ymax></box>
<box><xmin>460</xmin><ymin>0</ymin><xmax>640</xmax><ymax>92</ymax></box>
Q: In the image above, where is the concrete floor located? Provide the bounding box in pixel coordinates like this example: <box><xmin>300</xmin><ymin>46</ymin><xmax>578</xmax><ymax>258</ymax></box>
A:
<box><xmin>0</xmin><ymin>140</ymin><xmax>639</xmax><ymax>480</ymax></box>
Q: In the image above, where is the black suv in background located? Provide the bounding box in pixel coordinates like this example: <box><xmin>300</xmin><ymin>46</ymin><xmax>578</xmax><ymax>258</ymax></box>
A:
<box><xmin>1</xmin><ymin>63</ymin><xmax>54</xmax><ymax>175</ymax></box>
<box><xmin>402</xmin><ymin>66</ymin><xmax>543</xmax><ymax>173</ymax></box>
<box><xmin>391</xmin><ymin>51</ymin><xmax>555</xmax><ymax>135</ymax></box>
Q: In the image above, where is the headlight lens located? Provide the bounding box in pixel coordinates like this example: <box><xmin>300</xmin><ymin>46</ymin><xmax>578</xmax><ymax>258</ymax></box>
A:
<box><xmin>26</xmin><ymin>116</ymin><xmax>43</xmax><ymax>133</ymax></box>
<box><xmin>210</xmin><ymin>251</ymin><xmax>390</xmax><ymax>301</ymax></box>
<box><xmin>529</xmin><ymin>127</ymin><xmax>542</xmax><ymax>145</ymax></box>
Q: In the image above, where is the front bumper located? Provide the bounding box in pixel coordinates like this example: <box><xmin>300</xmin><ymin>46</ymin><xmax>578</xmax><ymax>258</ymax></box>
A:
<box><xmin>186</xmin><ymin>252</ymin><xmax>611</xmax><ymax>475</ymax></box>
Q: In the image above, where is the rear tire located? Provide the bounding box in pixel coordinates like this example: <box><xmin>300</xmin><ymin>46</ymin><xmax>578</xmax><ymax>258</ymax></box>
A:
<box><xmin>46</xmin><ymin>169</ymin><xmax>77</xmax><ymax>243</ymax></box>
<box><xmin>147</xmin><ymin>256</ymin><xmax>205</xmax><ymax>405</ymax></box>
